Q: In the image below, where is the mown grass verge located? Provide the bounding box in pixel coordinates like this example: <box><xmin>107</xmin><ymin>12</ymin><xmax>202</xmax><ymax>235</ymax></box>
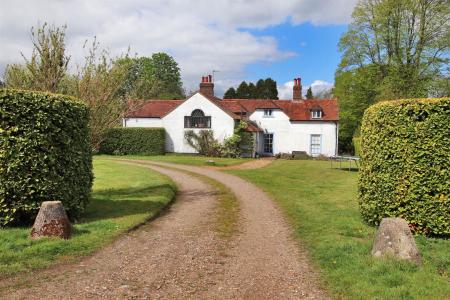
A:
<box><xmin>229</xmin><ymin>159</ymin><xmax>450</xmax><ymax>300</ymax></box>
<box><xmin>98</xmin><ymin>154</ymin><xmax>251</xmax><ymax>167</ymax></box>
<box><xmin>0</xmin><ymin>157</ymin><xmax>176</xmax><ymax>277</ymax></box>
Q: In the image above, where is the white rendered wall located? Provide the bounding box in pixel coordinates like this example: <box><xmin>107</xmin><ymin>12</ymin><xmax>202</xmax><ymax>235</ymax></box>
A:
<box><xmin>162</xmin><ymin>93</ymin><xmax>235</xmax><ymax>153</ymax></box>
<box><xmin>123</xmin><ymin>118</ymin><xmax>163</xmax><ymax>127</ymax></box>
<box><xmin>249</xmin><ymin>109</ymin><xmax>337</xmax><ymax>156</ymax></box>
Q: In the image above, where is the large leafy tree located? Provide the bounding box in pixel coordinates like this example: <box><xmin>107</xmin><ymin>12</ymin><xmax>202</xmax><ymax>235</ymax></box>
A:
<box><xmin>118</xmin><ymin>53</ymin><xmax>184</xmax><ymax>100</ymax></box>
<box><xmin>335</xmin><ymin>0</ymin><xmax>449</xmax><ymax>153</ymax></box>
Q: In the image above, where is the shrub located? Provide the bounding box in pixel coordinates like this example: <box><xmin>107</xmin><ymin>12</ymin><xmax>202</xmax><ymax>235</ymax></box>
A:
<box><xmin>184</xmin><ymin>130</ymin><xmax>222</xmax><ymax>157</ymax></box>
<box><xmin>0</xmin><ymin>89</ymin><xmax>93</xmax><ymax>226</ymax></box>
<box><xmin>359</xmin><ymin>98</ymin><xmax>449</xmax><ymax>235</ymax></box>
<box><xmin>352</xmin><ymin>137</ymin><xmax>361</xmax><ymax>156</ymax></box>
<box><xmin>184</xmin><ymin>121</ymin><xmax>255</xmax><ymax>158</ymax></box>
<box><xmin>99</xmin><ymin>127</ymin><xmax>165</xmax><ymax>155</ymax></box>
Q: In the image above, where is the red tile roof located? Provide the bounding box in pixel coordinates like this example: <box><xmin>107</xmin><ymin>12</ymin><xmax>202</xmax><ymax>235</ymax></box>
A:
<box><xmin>127</xmin><ymin>100</ymin><xmax>183</xmax><ymax>118</ymax></box>
<box><xmin>126</xmin><ymin>95</ymin><xmax>339</xmax><ymax>121</ymax></box>
<box><xmin>221</xmin><ymin>99</ymin><xmax>339</xmax><ymax>121</ymax></box>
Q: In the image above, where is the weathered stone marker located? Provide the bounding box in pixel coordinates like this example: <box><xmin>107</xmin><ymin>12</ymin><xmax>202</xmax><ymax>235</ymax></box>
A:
<box><xmin>31</xmin><ymin>201</ymin><xmax>72</xmax><ymax>239</ymax></box>
<box><xmin>371</xmin><ymin>217</ymin><xmax>421</xmax><ymax>264</ymax></box>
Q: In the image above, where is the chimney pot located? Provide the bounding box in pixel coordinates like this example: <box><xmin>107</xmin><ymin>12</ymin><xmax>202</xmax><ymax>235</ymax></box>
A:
<box><xmin>199</xmin><ymin>74</ymin><xmax>214</xmax><ymax>97</ymax></box>
<box><xmin>293</xmin><ymin>76</ymin><xmax>302</xmax><ymax>101</ymax></box>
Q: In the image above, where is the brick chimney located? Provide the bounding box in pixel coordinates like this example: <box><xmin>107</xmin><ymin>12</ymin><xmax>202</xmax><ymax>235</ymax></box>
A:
<box><xmin>293</xmin><ymin>77</ymin><xmax>302</xmax><ymax>101</ymax></box>
<box><xmin>199</xmin><ymin>75</ymin><xmax>214</xmax><ymax>97</ymax></box>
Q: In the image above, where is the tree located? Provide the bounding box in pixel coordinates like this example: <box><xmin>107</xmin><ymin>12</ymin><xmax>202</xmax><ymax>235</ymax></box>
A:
<box><xmin>227</xmin><ymin>78</ymin><xmax>278</xmax><ymax>99</ymax></box>
<box><xmin>150</xmin><ymin>53</ymin><xmax>185</xmax><ymax>99</ymax></box>
<box><xmin>223</xmin><ymin>87</ymin><xmax>237</xmax><ymax>99</ymax></box>
<box><xmin>306</xmin><ymin>87</ymin><xmax>313</xmax><ymax>99</ymax></box>
<box><xmin>335</xmin><ymin>0</ymin><xmax>450</xmax><ymax>153</ymax></box>
<box><xmin>248</xmin><ymin>82</ymin><xmax>257</xmax><ymax>98</ymax></box>
<box><xmin>3</xmin><ymin>64</ymin><xmax>33</xmax><ymax>89</ymax></box>
<box><xmin>117</xmin><ymin>53</ymin><xmax>184</xmax><ymax>100</ymax></box>
<box><xmin>69</xmin><ymin>40</ymin><xmax>134</xmax><ymax>150</ymax></box>
<box><xmin>236</xmin><ymin>81</ymin><xmax>250</xmax><ymax>98</ymax></box>
<box><xmin>4</xmin><ymin>24</ymin><xmax>70</xmax><ymax>93</ymax></box>
<box><xmin>255</xmin><ymin>78</ymin><xmax>278</xmax><ymax>99</ymax></box>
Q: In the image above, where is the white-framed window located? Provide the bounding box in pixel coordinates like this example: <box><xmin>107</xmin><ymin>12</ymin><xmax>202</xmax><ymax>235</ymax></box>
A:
<box><xmin>311</xmin><ymin>109</ymin><xmax>323</xmax><ymax>119</ymax></box>
<box><xmin>310</xmin><ymin>134</ymin><xmax>321</xmax><ymax>156</ymax></box>
<box><xmin>263</xmin><ymin>109</ymin><xmax>273</xmax><ymax>117</ymax></box>
<box><xmin>184</xmin><ymin>109</ymin><xmax>211</xmax><ymax>128</ymax></box>
<box><xmin>263</xmin><ymin>133</ymin><xmax>274</xmax><ymax>154</ymax></box>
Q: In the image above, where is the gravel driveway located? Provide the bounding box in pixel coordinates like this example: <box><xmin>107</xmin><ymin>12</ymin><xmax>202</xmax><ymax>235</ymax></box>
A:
<box><xmin>1</xmin><ymin>160</ymin><xmax>327</xmax><ymax>299</ymax></box>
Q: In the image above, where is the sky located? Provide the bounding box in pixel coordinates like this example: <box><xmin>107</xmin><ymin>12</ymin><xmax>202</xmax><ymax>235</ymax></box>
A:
<box><xmin>0</xmin><ymin>0</ymin><xmax>358</xmax><ymax>98</ymax></box>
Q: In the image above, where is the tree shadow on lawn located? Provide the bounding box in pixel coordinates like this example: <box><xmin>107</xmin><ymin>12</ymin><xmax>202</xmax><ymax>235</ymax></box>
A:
<box><xmin>80</xmin><ymin>184</ymin><xmax>176</xmax><ymax>223</ymax></box>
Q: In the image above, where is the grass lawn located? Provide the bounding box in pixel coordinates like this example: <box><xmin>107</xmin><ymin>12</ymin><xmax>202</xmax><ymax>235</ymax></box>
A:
<box><xmin>98</xmin><ymin>153</ymin><xmax>251</xmax><ymax>167</ymax></box>
<box><xmin>230</xmin><ymin>160</ymin><xmax>450</xmax><ymax>300</ymax></box>
<box><xmin>0</xmin><ymin>157</ymin><xmax>176</xmax><ymax>277</ymax></box>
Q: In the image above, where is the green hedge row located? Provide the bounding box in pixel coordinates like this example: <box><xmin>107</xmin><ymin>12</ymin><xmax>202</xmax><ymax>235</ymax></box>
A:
<box><xmin>99</xmin><ymin>127</ymin><xmax>165</xmax><ymax>155</ymax></box>
<box><xmin>0</xmin><ymin>89</ymin><xmax>93</xmax><ymax>226</ymax></box>
<box><xmin>359</xmin><ymin>98</ymin><xmax>449</xmax><ymax>235</ymax></box>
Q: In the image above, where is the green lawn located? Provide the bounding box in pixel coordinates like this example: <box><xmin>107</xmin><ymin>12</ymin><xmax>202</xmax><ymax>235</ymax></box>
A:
<box><xmin>0</xmin><ymin>157</ymin><xmax>176</xmax><ymax>277</ymax></box>
<box><xmin>98</xmin><ymin>153</ymin><xmax>251</xmax><ymax>167</ymax></box>
<box><xmin>230</xmin><ymin>160</ymin><xmax>450</xmax><ymax>300</ymax></box>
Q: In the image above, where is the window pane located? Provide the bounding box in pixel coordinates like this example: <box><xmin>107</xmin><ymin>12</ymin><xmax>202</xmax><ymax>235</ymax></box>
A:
<box><xmin>310</xmin><ymin>135</ymin><xmax>321</xmax><ymax>155</ymax></box>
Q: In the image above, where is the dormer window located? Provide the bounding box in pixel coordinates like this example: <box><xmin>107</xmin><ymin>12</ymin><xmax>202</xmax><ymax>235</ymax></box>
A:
<box><xmin>311</xmin><ymin>109</ymin><xmax>323</xmax><ymax>119</ymax></box>
<box><xmin>263</xmin><ymin>109</ymin><xmax>273</xmax><ymax>117</ymax></box>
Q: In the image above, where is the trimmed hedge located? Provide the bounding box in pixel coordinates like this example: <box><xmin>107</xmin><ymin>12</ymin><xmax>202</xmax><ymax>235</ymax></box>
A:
<box><xmin>99</xmin><ymin>127</ymin><xmax>165</xmax><ymax>155</ymax></box>
<box><xmin>359</xmin><ymin>98</ymin><xmax>449</xmax><ymax>235</ymax></box>
<box><xmin>0</xmin><ymin>89</ymin><xmax>93</xmax><ymax>226</ymax></box>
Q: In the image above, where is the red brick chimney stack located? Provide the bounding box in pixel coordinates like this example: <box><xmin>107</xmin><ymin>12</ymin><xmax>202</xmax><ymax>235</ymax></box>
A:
<box><xmin>293</xmin><ymin>77</ymin><xmax>302</xmax><ymax>101</ymax></box>
<box><xmin>199</xmin><ymin>75</ymin><xmax>214</xmax><ymax>97</ymax></box>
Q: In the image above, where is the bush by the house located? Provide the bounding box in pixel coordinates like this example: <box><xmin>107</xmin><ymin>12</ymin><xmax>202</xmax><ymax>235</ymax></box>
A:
<box><xmin>184</xmin><ymin>130</ymin><xmax>222</xmax><ymax>157</ymax></box>
<box><xmin>0</xmin><ymin>89</ymin><xmax>93</xmax><ymax>226</ymax></box>
<box><xmin>99</xmin><ymin>127</ymin><xmax>165</xmax><ymax>155</ymax></box>
<box><xmin>184</xmin><ymin>121</ymin><xmax>254</xmax><ymax>158</ymax></box>
<box><xmin>359</xmin><ymin>98</ymin><xmax>449</xmax><ymax>235</ymax></box>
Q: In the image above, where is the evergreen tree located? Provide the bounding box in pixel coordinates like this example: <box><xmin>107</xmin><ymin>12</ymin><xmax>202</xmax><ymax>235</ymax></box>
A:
<box><xmin>226</xmin><ymin>77</ymin><xmax>278</xmax><ymax>99</ymax></box>
<box><xmin>248</xmin><ymin>82</ymin><xmax>256</xmax><ymax>98</ymax></box>
<box><xmin>223</xmin><ymin>87</ymin><xmax>237</xmax><ymax>99</ymax></box>
<box><xmin>236</xmin><ymin>81</ymin><xmax>250</xmax><ymax>98</ymax></box>
<box><xmin>255</xmin><ymin>79</ymin><xmax>265</xmax><ymax>98</ymax></box>
<box><xmin>306</xmin><ymin>87</ymin><xmax>313</xmax><ymax>99</ymax></box>
<box><xmin>263</xmin><ymin>78</ymin><xmax>278</xmax><ymax>99</ymax></box>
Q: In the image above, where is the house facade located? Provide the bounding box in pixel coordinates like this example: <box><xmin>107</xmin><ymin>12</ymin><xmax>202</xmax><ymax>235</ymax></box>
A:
<box><xmin>123</xmin><ymin>75</ymin><xmax>339</xmax><ymax>157</ymax></box>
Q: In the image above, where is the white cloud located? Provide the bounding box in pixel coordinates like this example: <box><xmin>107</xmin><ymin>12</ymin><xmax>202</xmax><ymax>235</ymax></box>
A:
<box><xmin>0</xmin><ymin>0</ymin><xmax>357</xmax><ymax>93</ymax></box>
<box><xmin>278</xmin><ymin>80</ymin><xmax>296</xmax><ymax>99</ymax></box>
<box><xmin>309</xmin><ymin>80</ymin><xmax>334</xmax><ymax>96</ymax></box>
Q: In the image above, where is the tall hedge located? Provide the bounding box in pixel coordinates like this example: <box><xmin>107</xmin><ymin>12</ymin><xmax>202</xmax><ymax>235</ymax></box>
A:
<box><xmin>359</xmin><ymin>98</ymin><xmax>449</xmax><ymax>235</ymax></box>
<box><xmin>99</xmin><ymin>127</ymin><xmax>165</xmax><ymax>155</ymax></box>
<box><xmin>0</xmin><ymin>89</ymin><xmax>93</xmax><ymax>226</ymax></box>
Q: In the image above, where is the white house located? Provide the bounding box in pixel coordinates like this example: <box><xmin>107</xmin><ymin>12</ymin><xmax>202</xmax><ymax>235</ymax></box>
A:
<box><xmin>123</xmin><ymin>75</ymin><xmax>339</xmax><ymax>157</ymax></box>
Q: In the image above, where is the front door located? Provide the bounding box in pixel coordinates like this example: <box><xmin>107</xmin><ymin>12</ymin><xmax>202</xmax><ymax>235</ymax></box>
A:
<box><xmin>263</xmin><ymin>133</ymin><xmax>273</xmax><ymax>154</ymax></box>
